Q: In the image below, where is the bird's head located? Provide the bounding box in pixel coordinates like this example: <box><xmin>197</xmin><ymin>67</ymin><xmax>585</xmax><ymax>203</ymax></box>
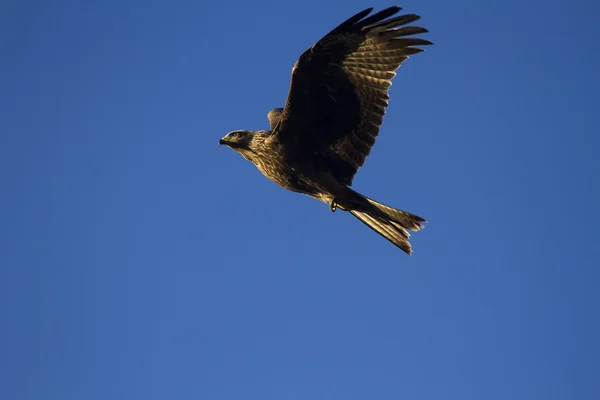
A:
<box><xmin>220</xmin><ymin>130</ymin><xmax>269</xmax><ymax>162</ymax></box>
<box><xmin>219</xmin><ymin>130</ymin><xmax>254</xmax><ymax>151</ymax></box>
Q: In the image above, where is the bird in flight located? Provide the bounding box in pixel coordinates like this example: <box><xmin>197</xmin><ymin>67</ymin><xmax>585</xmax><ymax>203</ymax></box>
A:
<box><xmin>220</xmin><ymin>6</ymin><xmax>431</xmax><ymax>254</ymax></box>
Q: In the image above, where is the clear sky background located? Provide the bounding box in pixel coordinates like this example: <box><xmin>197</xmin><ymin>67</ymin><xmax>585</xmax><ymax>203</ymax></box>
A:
<box><xmin>2</xmin><ymin>0</ymin><xmax>599</xmax><ymax>399</ymax></box>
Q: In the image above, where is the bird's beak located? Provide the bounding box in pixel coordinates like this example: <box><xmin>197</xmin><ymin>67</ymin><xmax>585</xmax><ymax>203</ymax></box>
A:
<box><xmin>220</xmin><ymin>138</ymin><xmax>246</xmax><ymax>150</ymax></box>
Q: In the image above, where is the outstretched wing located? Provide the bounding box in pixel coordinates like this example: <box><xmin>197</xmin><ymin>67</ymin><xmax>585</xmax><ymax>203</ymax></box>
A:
<box><xmin>267</xmin><ymin>108</ymin><xmax>283</xmax><ymax>131</ymax></box>
<box><xmin>272</xmin><ymin>7</ymin><xmax>431</xmax><ymax>185</ymax></box>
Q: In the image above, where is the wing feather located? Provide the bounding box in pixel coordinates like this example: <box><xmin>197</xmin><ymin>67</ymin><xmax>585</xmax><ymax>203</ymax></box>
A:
<box><xmin>267</xmin><ymin>108</ymin><xmax>283</xmax><ymax>131</ymax></box>
<box><xmin>272</xmin><ymin>7</ymin><xmax>431</xmax><ymax>185</ymax></box>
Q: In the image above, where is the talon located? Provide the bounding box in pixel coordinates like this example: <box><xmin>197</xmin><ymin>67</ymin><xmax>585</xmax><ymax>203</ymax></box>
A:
<box><xmin>329</xmin><ymin>200</ymin><xmax>337</xmax><ymax>212</ymax></box>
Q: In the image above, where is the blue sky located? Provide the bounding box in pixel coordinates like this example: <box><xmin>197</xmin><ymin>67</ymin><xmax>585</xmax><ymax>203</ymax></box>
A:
<box><xmin>1</xmin><ymin>0</ymin><xmax>599</xmax><ymax>399</ymax></box>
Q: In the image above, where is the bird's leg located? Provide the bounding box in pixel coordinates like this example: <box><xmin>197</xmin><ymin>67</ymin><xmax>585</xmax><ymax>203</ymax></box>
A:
<box><xmin>329</xmin><ymin>198</ymin><xmax>347</xmax><ymax>212</ymax></box>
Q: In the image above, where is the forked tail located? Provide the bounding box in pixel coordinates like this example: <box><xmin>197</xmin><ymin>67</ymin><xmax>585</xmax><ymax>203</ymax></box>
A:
<box><xmin>349</xmin><ymin>195</ymin><xmax>426</xmax><ymax>255</ymax></box>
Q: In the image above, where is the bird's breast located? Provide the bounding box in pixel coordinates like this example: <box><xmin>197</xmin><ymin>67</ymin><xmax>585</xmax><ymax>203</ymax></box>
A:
<box><xmin>252</xmin><ymin>146</ymin><xmax>322</xmax><ymax>196</ymax></box>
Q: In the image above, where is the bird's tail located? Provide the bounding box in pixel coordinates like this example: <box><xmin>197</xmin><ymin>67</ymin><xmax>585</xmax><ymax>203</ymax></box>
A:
<box><xmin>348</xmin><ymin>193</ymin><xmax>426</xmax><ymax>255</ymax></box>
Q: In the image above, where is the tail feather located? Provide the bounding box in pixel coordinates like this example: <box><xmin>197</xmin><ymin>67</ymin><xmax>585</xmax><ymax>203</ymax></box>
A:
<box><xmin>364</xmin><ymin>197</ymin><xmax>426</xmax><ymax>232</ymax></box>
<box><xmin>348</xmin><ymin>195</ymin><xmax>426</xmax><ymax>255</ymax></box>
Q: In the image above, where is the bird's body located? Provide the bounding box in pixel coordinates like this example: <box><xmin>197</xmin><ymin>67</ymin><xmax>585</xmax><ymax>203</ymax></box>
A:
<box><xmin>220</xmin><ymin>6</ymin><xmax>431</xmax><ymax>254</ymax></box>
<box><xmin>247</xmin><ymin>132</ymin><xmax>348</xmax><ymax>203</ymax></box>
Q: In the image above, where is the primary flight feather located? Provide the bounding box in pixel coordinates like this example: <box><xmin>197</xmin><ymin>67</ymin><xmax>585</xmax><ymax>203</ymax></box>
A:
<box><xmin>220</xmin><ymin>6</ymin><xmax>431</xmax><ymax>254</ymax></box>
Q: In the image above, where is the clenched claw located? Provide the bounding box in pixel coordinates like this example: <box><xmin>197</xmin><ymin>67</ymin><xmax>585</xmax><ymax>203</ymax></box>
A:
<box><xmin>329</xmin><ymin>199</ymin><xmax>337</xmax><ymax>212</ymax></box>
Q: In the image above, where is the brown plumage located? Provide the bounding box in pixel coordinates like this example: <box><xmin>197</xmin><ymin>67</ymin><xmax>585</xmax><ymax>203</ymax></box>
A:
<box><xmin>220</xmin><ymin>6</ymin><xmax>431</xmax><ymax>254</ymax></box>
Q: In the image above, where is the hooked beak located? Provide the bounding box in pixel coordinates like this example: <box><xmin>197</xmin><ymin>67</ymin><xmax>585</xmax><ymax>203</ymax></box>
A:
<box><xmin>219</xmin><ymin>138</ymin><xmax>245</xmax><ymax>150</ymax></box>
